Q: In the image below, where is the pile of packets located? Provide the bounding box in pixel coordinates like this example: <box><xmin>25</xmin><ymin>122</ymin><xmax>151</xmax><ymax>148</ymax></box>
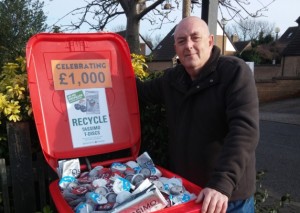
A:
<box><xmin>58</xmin><ymin>152</ymin><xmax>197</xmax><ymax>213</ymax></box>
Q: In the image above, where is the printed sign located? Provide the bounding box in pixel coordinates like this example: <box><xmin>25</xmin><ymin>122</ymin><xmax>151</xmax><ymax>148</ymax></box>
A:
<box><xmin>51</xmin><ymin>59</ymin><xmax>112</xmax><ymax>90</ymax></box>
<box><xmin>65</xmin><ymin>88</ymin><xmax>113</xmax><ymax>148</ymax></box>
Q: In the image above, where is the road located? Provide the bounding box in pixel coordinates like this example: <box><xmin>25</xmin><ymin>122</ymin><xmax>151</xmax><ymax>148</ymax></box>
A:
<box><xmin>257</xmin><ymin>98</ymin><xmax>300</xmax><ymax>212</ymax></box>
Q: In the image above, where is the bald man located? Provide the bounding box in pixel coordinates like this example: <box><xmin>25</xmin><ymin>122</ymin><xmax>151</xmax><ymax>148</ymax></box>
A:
<box><xmin>137</xmin><ymin>16</ymin><xmax>259</xmax><ymax>213</ymax></box>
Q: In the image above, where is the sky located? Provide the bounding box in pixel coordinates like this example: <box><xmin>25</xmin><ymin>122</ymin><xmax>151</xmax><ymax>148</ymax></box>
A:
<box><xmin>43</xmin><ymin>0</ymin><xmax>299</xmax><ymax>39</ymax></box>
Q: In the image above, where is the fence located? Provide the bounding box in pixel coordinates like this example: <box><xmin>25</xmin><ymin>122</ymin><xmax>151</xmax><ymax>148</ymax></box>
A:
<box><xmin>0</xmin><ymin>122</ymin><xmax>57</xmax><ymax>213</ymax></box>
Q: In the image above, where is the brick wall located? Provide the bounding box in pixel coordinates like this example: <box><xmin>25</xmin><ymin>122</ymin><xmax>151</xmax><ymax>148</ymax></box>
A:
<box><xmin>148</xmin><ymin>61</ymin><xmax>173</xmax><ymax>71</ymax></box>
<box><xmin>254</xmin><ymin>65</ymin><xmax>282</xmax><ymax>80</ymax></box>
<box><xmin>256</xmin><ymin>78</ymin><xmax>300</xmax><ymax>103</ymax></box>
<box><xmin>254</xmin><ymin>65</ymin><xmax>300</xmax><ymax>103</ymax></box>
<box><xmin>282</xmin><ymin>56</ymin><xmax>300</xmax><ymax>77</ymax></box>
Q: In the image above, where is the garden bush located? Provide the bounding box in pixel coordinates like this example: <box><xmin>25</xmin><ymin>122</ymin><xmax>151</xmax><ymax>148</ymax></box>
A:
<box><xmin>0</xmin><ymin>57</ymin><xmax>33</xmax><ymax>160</ymax></box>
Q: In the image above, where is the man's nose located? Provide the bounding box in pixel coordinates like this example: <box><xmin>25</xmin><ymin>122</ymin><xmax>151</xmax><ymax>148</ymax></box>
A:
<box><xmin>185</xmin><ymin>38</ymin><xmax>193</xmax><ymax>50</ymax></box>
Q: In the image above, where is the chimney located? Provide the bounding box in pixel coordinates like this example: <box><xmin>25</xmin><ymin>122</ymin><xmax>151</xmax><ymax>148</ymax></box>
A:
<box><xmin>231</xmin><ymin>33</ymin><xmax>239</xmax><ymax>42</ymax></box>
<box><xmin>296</xmin><ymin>16</ymin><xmax>300</xmax><ymax>26</ymax></box>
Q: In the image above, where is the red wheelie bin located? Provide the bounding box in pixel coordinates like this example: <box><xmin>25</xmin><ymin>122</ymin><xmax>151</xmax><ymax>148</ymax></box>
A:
<box><xmin>26</xmin><ymin>32</ymin><xmax>202</xmax><ymax>213</ymax></box>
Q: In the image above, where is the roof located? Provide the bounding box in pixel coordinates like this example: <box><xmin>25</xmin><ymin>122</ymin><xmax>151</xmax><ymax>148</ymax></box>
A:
<box><xmin>282</xmin><ymin>28</ymin><xmax>300</xmax><ymax>56</ymax></box>
<box><xmin>278</xmin><ymin>26</ymin><xmax>298</xmax><ymax>45</ymax></box>
<box><xmin>116</xmin><ymin>30</ymin><xmax>126</xmax><ymax>38</ymax></box>
<box><xmin>233</xmin><ymin>41</ymin><xmax>251</xmax><ymax>53</ymax></box>
<box><xmin>116</xmin><ymin>30</ymin><xmax>154</xmax><ymax>50</ymax></box>
<box><xmin>281</xmin><ymin>16</ymin><xmax>300</xmax><ymax>56</ymax></box>
<box><xmin>151</xmin><ymin>26</ymin><xmax>176</xmax><ymax>61</ymax></box>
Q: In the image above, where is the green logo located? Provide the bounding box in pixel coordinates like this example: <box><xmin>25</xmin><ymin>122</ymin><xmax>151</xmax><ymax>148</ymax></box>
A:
<box><xmin>67</xmin><ymin>90</ymin><xmax>85</xmax><ymax>103</ymax></box>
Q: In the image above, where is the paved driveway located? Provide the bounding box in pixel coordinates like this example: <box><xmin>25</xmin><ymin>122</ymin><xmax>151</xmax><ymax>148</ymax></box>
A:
<box><xmin>257</xmin><ymin>97</ymin><xmax>300</xmax><ymax>212</ymax></box>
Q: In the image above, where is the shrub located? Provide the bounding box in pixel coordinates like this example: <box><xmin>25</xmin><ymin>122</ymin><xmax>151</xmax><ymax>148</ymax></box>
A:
<box><xmin>0</xmin><ymin>56</ymin><xmax>32</xmax><ymax>123</ymax></box>
<box><xmin>237</xmin><ymin>49</ymin><xmax>262</xmax><ymax>64</ymax></box>
<box><xmin>0</xmin><ymin>57</ymin><xmax>33</xmax><ymax>159</ymax></box>
<box><xmin>255</xmin><ymin>170</ymin><xmax>291</xmax><ymax>212</ymax></box>
<box><xmin>131</xmin><ymin>54</ymin><xmax>169</xmax><ymax>167</ymax></box>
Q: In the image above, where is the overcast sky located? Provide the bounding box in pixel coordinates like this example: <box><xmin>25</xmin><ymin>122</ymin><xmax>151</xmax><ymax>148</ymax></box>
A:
<box><xmin>44</xmin><ymin>0</ymin><xmax>299</xmax><ymax>38</ymax></box>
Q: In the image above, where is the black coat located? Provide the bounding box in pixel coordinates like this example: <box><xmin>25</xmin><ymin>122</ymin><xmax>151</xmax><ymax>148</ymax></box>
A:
<box><xmin>137</xmin><ymin>46</ymin><xmax>259</xmax><ymax>201</ymax></box>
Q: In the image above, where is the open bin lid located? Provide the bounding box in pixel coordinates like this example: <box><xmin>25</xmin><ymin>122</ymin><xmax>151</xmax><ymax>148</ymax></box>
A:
<box><xmin>26</xmin><ymin>33</ymin><xmax>140</xmax><ymax>171</ymax></box>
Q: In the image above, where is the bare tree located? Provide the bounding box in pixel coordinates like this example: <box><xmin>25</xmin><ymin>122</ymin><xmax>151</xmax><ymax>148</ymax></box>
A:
<box><xmin>142</xmin><ymin>33</ymin><xmax>163</xmax><ymax>49</ymax></box>
<box><xmin>218</xmin><ymin>0</ymin><xmax>275</xmax><ymax>21</ymax></box>
<box><xmin>227</xmin><ymin>19</ymin><xmax>275</xmax><ymax>41</ymax></box>
<box><xmin>257</xmin><ymin>20</ymin><xmax>275</xmax><ymax>36</ymax></box>
<box><xmin>225</xmin><ymin>25</ymin><xmax>240</xmax><ymax>40</ymax></box>
<box><xmin>49</xmin><ymin>0</ymin><xmax>276</xmax><ymax>54</ymax></box>
<box><xmin>51</xmin><ymin>0</ymin><xmax>175</xmax><ymax>54</ymax></box>
<box><xmin>111</xmin><ymin>24</ymin><xmax>126</xmax><ymax>33</ymax></box>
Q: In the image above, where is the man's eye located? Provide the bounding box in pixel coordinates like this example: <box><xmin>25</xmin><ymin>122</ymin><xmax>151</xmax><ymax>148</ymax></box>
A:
<box><xmin>192</xmin><ymin>37</ymin><xmax>201</xmax><ymax>41</ymax></box>
<box><xmin>177</xmin><ymin>40</ymin><xmax>185</xmax><ymax>44</ymax></box>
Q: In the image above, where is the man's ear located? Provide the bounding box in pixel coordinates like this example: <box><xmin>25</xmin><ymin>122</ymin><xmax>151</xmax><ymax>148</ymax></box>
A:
<box><xmin>209</xmin><ymin>34</ymin><xmax>214</xmax><ymax>47</ymax></box>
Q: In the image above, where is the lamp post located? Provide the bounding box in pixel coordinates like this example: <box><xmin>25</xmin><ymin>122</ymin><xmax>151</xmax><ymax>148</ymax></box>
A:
<box><xmin>272</xmin><ymin>27</ymin><xmax>280</xmax><ymax>65</ymax></box>
<box><xmin>221</xmin><ymin>18</ymin><xmax>227</xmax><ymax>55</ymax></box>
<box><xmin>275</xmin><ymin>27</ymin><xmax>280</xmax><ymax>40</ymax></box>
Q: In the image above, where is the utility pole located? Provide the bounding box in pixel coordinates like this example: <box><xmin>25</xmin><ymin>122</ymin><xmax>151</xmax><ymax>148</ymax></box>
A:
<box><xmin>201</xmin><ymin>0</ymin><xmax>218</xmax><ymax>44</ymax></box>
<box><xmin>182</xmin><ymin>0</ymin><xmax>191</xmax><ymax>18</ymax></box>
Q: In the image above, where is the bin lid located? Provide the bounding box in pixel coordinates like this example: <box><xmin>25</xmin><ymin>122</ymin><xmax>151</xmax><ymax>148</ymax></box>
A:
<box><xmin>26</xmin><ymin>33</ymin><xmax>140</xmax><ymax>171</ymax></box>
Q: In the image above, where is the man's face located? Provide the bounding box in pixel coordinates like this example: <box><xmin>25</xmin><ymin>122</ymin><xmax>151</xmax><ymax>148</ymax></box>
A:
<box><xmin>174</xmin><ymin>20</ymin><xmax>213</xmax><ymax>80</ymax></box>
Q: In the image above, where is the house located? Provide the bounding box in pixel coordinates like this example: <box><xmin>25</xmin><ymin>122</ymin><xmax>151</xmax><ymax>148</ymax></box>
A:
<box><xmin>254</xmin><ymin>16</ymin><xmax>300</xmax><ymax>103</ymax></box>
<box><xmin>215</xmin><ymin>21</ymin><xmax>237</xmax><ymax>55</ymax></box>
<box><xmin>148</xmin><ymin>21</ymin><xmax>236</xmax><ymax>71</ymax></box>
<box><xmin>148</xmin><ymin>26</ymin><xmax>177</xmax><ymax>71</ymax></box>
<box><xmin>280</xmin><ymin>16</ymin><xmax>300</xmax><ymax>77</ymax></box>
<box><xmin>116</xmin><ymin>30</ymin><xmax>153</xmax><ymax>56</ymax></box>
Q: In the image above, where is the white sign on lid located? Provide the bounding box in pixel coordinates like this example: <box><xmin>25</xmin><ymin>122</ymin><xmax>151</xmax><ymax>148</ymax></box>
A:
<box><xmin>64</xmin><ymin>88</ymin><xmax>113</xmax><ymax>148</ymax></box>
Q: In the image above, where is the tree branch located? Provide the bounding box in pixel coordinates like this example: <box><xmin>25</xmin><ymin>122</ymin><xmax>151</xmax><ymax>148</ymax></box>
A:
<box><xmin>136</xmin><ymin>0</ymin><xmax>165</xmax><ymax>20</ymax></box>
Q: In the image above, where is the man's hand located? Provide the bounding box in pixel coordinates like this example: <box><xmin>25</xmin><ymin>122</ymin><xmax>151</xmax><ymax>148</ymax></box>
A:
<box><xmin>195</xmin><ymin>187</ymin><xmax>228</xmax><ymax>213</ymax></box>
